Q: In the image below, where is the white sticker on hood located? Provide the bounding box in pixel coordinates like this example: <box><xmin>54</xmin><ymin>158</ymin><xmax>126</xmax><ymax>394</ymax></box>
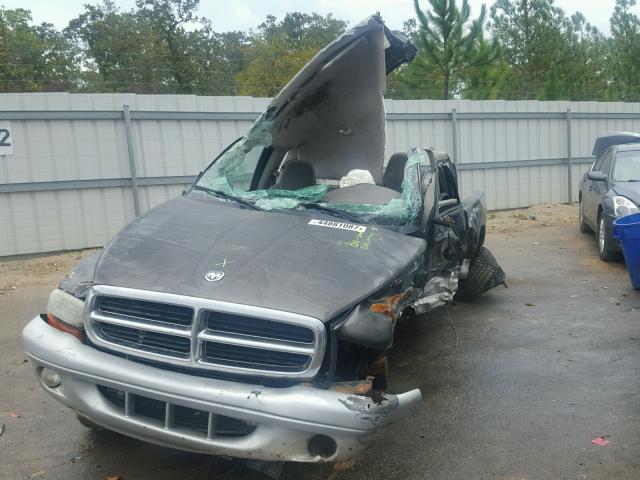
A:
<box><xmin>308</xmin><ymin>219</ymin><xmax>367</xmax><ymax>233</ymax></box>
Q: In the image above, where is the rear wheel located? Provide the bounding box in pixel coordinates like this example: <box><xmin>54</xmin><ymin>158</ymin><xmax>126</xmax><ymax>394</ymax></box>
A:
<box><xmin>597</xmin><ymin>211</ymin><xmax>617</xmax><ymax>261</ymax></box>
<box><xmin>579</xmin><ymin>196</ymin><xmax>591</xmax><ymax>233</ymax></box>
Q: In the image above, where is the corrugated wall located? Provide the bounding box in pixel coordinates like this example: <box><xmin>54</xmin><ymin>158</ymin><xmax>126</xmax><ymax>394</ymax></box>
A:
<box><xmin>2</xmin><ymin>93</ymin><xmax>640</xmax><ymax>256</ymax></box>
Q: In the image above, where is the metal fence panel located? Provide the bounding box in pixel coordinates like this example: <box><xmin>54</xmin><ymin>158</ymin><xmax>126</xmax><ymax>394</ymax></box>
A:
<box><xmin>2</xmin><ymin>93</ymin><xmax>640</xmax><ymax>256</ymax></box>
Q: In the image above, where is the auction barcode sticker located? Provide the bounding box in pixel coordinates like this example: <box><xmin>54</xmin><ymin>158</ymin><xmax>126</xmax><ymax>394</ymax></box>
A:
<box><xmin>308</xmin><ymin>219</ymin><xmax>367</xmax><ymax>233</ymax></box>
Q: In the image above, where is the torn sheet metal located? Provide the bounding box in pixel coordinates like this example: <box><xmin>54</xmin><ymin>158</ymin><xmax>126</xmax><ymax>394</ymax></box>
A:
<box><xmin>413</xmin><ymin>271</ymin><xmax>459</xmax><ymax>315</ymax></box>
<box><xmin>58</xmin><ymin>250</ymin><xmax>101</xmax><ymax>299</ymax></box>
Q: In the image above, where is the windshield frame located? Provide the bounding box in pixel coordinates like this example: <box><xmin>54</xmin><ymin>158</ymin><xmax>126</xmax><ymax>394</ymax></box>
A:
<box><xmin>192</xmin><ymin>138</ymin><xmax>274</xmax><ymax>194</ymax></box>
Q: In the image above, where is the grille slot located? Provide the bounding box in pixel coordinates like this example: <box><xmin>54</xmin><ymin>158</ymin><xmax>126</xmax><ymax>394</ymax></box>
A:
<box><xmin>97</xmin><ymin>322</ymin><xmax>190</xmax><ymax>357</ymax></box>
<box><xmin>134</xmin><ymin>394</ymin><xmax>166</xmax><ymax>422</ymax></box>
<box><xmin>99</xmin><ymin>296</ymin><xmax>194</xmax><ymax>326</ymax></box>
<box><xmin>97</xmin><ymin>385</ymin><xmax>256</xmax><ymax>438</ymax></box>
<box><xmin>206</xmin><ymin>311</ymin><xmax>314</xmax><ymax>344</ymax></box>
<box><xmin>202</xmin><ymin>342</ymin><xmax>311</xmax><ymax>372</ymax></box>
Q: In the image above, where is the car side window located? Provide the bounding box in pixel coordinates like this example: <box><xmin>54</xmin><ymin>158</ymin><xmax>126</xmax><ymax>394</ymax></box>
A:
<box><xmin>592</xmin><ymin>152</ymin><xmax>606</xmax><ymax>172</ymax></box>
<box><xmin>600</xmin><ymin>151</ymin><xmax>614</xmax><ymax>175</ymax></box>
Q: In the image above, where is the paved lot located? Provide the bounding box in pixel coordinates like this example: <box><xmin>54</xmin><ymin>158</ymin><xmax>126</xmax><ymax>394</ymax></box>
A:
<box><xmin>1</xmin><ymin>205</ymin><xmax>639</xmax><ymax>480</ymax></box>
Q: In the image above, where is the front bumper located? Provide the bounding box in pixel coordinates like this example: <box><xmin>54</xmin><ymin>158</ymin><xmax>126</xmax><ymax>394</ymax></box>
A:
<box><xmin>22</xmin><ymin>316</ymin><xmax>421</xmax><ymax>462</ymax></box>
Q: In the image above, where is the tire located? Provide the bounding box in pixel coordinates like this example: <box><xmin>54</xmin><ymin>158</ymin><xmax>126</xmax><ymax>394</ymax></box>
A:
<box><xmin>456</xmin><ymin>246</ymin><xmax>506</xmax><ymax>301</ymax></box>
<box><xmin>579</xmin><ymin>197</ymin><xmax>591</xmax><ymax>233</ymax></box>
<box><xmin>597</xmin><ymin>211</ymin><xmax>617</xmax><ymax>262</ymax></box>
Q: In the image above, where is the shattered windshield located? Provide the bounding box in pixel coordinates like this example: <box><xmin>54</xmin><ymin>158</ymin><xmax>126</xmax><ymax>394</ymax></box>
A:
<box><xmin>195</xmin><ymin>115</ymin><xmax>425</xmax><ymax>226</ymax></box>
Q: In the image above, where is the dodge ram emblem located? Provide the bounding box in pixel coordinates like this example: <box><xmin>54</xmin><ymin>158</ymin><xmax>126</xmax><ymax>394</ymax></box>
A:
<box><xmin>204</xmin><ymin>271</ymin><xmax>225</xmax><ymax>282</ymax></box>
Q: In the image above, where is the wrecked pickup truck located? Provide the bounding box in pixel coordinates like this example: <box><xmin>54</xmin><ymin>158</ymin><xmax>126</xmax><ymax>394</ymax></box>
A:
<box><xmin>22</xmin><ymin>15</ymin><xmax>504</xmax><ymax>463</ymax></box>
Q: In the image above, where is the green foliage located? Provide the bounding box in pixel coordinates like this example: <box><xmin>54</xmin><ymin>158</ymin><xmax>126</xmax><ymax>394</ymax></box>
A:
<box><xmin>409</xmin><ymin>0</ymin><xmax>496</xmax><ymax>99</ymax></box>
<box><xmin>609</xmin><ymin>0</ymin><xmax>640</xmax><ymax>101</ymax></box>
<box><xmin>66</xmin><ymin>1</ymin><xmax>165</xmax><ymax>92</ymax></box>
<box><xmin>490</xmin><ymin>0</ymin><xmax>572</xmax><ymax>99</ymax></box>
<box><xmin>0</xmin><ymin>8</ymin><xmax>79</xmax><ymax>92</ymax></box>
<box><xmin>236</xmin><ymin>13</ymin><xmax>347</xmax><ymax>97</ymax></box>
<box><xmin>562</xmin><ymin>13</ymin><xmax>610</xmax><ymax>101</ymax></box>
<box><xmin>0</xmin><ymin>0</ymin><xmax>639</xmax><ymax>101</ymax></box>
<box><xmin>463</xmin><ymin>60</ymin><xmax>507</xmax><ymax>100</ymax></box>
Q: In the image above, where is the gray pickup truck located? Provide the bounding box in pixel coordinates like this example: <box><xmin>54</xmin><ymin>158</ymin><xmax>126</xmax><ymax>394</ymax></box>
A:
<box><xmin>22</xmin><ymin>15</ymin><xmax>504</xmax><ymax>464</ymax></box>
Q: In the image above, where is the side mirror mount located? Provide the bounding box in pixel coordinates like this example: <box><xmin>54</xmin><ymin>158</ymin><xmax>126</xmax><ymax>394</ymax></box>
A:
<box><xmin>587</xmin><ymin>171</ymin><xmax>607</xmax><ymax>182</ymax></box>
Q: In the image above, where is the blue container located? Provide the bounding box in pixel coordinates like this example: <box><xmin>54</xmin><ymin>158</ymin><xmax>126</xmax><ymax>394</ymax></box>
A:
<box><xmin>613</xmin><ymin>213</ymin><xmax>640</xmax><ymax>290</ymax></box>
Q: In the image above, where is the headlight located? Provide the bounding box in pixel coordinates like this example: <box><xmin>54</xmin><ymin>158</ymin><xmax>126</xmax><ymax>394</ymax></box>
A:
<box><xmin>612</xmin><ymin>196</ymin><xmax>639</xmax><ymax>217</ymax></box>
<box><xmin>46</xmin><ymin>289</ymin><xmax>86</xmax><ymax>341</ymax></box>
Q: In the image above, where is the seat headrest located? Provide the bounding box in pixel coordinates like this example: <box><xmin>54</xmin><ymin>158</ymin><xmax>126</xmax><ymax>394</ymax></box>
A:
<box><xmin>274</xmin><ymin>161</ymin><xmax>316</xmax><ymax>190</ymax></box>
<box><xmin>383</xmin><ymin>153</ymin><xmax>408</xmax><ymax>192</ymax></box>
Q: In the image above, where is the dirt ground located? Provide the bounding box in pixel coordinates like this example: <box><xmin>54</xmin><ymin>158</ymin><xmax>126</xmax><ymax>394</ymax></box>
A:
<box><xmin>0</xmin><ymin>249</ymin><xmax>97</xmax><ymax>294</ymax></box>
<box><xmin>488</xmin><ymin>202</ymin><xmax>579</xmax><ymax>233</ymax></box>
<box><xmin>2</xmin><ymin>203</ymin><xmax>639</xmax><ymax>480</ymax></box>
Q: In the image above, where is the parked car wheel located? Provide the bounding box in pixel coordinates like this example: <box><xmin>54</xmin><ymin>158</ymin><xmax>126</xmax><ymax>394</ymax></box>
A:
<box><xmin>597</xmin><ymin>211</ymin><xmax>617</xmax><ymax>261</ymax></box>
<box><xmin>579</xmin><ymin>197</ymin><xmax>591</xmax><ymax>233</ymax></box>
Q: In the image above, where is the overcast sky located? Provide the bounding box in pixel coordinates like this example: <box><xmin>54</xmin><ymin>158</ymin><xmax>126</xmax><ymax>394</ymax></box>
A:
<box><xmin>2</xmin><ymin>0</ymin><xmax>636</xmax><ymax>36</ymax></box>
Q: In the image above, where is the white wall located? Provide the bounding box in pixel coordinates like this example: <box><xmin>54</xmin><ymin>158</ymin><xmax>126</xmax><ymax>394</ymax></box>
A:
<box><xmin>2</xmin><ymin>93</ymin><xmax>639</xmax><ymax>256</ymax></box>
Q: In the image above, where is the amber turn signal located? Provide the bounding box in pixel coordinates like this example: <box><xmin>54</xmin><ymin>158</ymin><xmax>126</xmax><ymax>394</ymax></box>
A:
<box><xmin>46</xmin><ymin>313</ymin><xmax>86</xmax><ymax>342</ymax></box>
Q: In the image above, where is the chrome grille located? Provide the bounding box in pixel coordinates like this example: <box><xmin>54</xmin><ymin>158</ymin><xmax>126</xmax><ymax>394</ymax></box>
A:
<box><xmin>202</xmin><ymin>341</ymin><xmax>311</xmax><ymax>372</ymax></box>
<box><xmin>206</xmin><ymin>311</ymin><xmax>314</xmax><ymax>343</ymax></box>
<box><xmin>98</xmin><ymin>296</ymin><xmax>194</xmax><ymax>326</ymax></box>
<box><xmin>97</xmin><ymin>322</ymin><xmax>191</xmax><ymax>358</ymax></box>
<box><xmin>85</xmin><ymin>285</ymin><xmax>326</xmax><ymax>380</ymax></box>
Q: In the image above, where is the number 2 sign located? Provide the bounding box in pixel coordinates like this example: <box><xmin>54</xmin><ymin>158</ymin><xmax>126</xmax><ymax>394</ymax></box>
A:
<box><xmin>0</xmin><ymin>121</ymin><xmax>13</xmax><ymax>155</ymax></box>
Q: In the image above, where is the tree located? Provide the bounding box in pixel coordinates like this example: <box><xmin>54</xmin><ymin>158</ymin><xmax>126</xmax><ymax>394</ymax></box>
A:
<box><xmin>134</xmin><ymin>0</ymin><xmax>200</xmax><ymax>93</ymax></box>
<box><xmin>184</xmin><ymin>27</ymin><xmax>251</xmax><ymax>95</ymax></box>
<box><xmin>561</xmin><ymin>12</ymin><xmax>610</xmax><ymax>101</ymax></box>
<box><xmin>66</xmin><ymin>1</ymin><xmax>166</xmax><ymax>93</ymax></box>
<box><xmin>411</xmin><ymin>0</ymin><xmax>496</xmax><ymax>99</ymax></box>
<box><xmin>609</xmin><ymin>0</ymin><xmax>640</xmax><ymax>101</ymax></box>
<box><xmin>0</xmin><ymin>8</ymin><xmax>79</xmax><ymax>92</ymax></box>
<box><xmin>235</xmin><ymin>13</ymin><xmax>347</xmax><ymax>97</ymax></box>
<box><xmin>386</xmin><ymin>18</ymin><xmax>447</xmax><ymax>99</ymax></box>
<box><xmin>462</xmin><ymin>60</ymin><xmax>507</xmax><ymax>99</ymax></box>
<box><xmin>490</xmin><ymin>0</ymin><xmax>572</xmax><ymax>99</ymax></box>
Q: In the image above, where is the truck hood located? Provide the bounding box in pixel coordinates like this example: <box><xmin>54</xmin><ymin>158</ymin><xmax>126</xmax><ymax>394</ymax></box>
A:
<box><xmin>92</xmin><ymin>194</ymin><xmax>426</xmax><ymax>322</ymax></box>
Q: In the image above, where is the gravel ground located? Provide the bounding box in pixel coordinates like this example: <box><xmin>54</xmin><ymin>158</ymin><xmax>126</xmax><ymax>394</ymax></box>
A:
<box><xmin>1</xmin><ymin>204</ymin><xmax>639</xmax><ymax>480</ymax></box>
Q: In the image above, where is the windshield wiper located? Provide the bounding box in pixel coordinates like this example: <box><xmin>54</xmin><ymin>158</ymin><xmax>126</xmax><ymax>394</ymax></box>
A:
<box><xmin>301</xmin><ymin>203</ymin><xmax>364</xmax><ymax>223</ymax></box>
<box><xmin>193</xmin><ymin>185</ymin><xmax>263</xmax><ymax>210</ymax></box>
